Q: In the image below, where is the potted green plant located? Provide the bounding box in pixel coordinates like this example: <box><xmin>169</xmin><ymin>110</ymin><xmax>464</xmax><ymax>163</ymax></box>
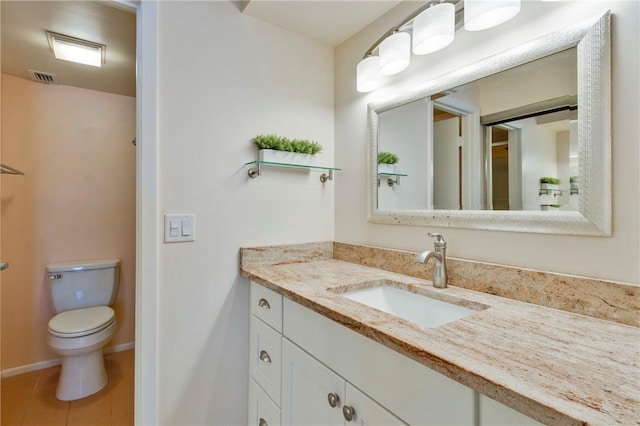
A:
<box><xmin>253</xmin><ymin>134</ymin><xmax>322</xmax><ymax>166</ymax></box>
<box><xmin>377</xmin><ymin>151</ymin><xmax>399</xmax><ymax>174</ymax></box>
<box><xmin>539</xmin><ymin>176</ymin><xmax>561</xmax><ymax>190</ymax></box>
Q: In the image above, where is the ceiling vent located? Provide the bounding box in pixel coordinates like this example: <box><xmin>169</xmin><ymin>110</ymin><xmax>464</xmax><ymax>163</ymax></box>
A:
<box><xmin>27</xmin><ymin>69</ymin><xmax>59</xmax><ymax>85</ymax></box>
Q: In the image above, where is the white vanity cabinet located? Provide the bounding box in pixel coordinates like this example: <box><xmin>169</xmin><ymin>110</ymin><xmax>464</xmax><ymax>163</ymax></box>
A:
<box><xmin>282</xmin><ymin>337</ymin><xmax>406</xmax><ymax>426</ymax></box>
<box><xmin>248</xmin><ymin>281</ymin><xmax>540</xmax><ymax>426</ymax></box>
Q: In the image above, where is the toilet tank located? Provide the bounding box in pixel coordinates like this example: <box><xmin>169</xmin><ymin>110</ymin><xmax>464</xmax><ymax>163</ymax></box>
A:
<box><xmin>47</xmin><ymin>259</ymin><xmax>120</xmax><ymax>313</ymax></box>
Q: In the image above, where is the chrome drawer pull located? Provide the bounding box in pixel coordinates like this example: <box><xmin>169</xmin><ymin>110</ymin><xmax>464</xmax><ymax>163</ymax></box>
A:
<box><xmin>258</xmin><ymin>418</ymin><xmax>268</xmax><ymax>426</ymax></box>
<box><xmin>343</xmin><ymin>405</ymin><xmax>356</xmax><ymax>422</ymax></box>
<box><xmin>259</xmin><ymin>350</ymin><xmax>271</xmax><ymax>364</ymax></box>
<box><xmin>327</xmin><ymin>392</ymin><xmax>340</xmax><ymax>408</ymax></box>
<box><xmin>258</xmin><ymin>298</ymin><xmax>270</xmax><ymax>309</ymax></box>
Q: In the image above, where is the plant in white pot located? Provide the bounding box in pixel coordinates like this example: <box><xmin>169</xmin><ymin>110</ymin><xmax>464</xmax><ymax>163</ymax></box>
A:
<box><xmin>253</xmin><ymin>134</ymin><xmax>322</xmax><ymax>166</ymax></box>
<box><xmin>377</xmin><ymin>151</ymin><xmax>399</xmax><ymax>174</ymax></box>
<box><xmin>539</xmin><ymin>176</ymin><xmax>561</xmax><ymax>190</ymax></box>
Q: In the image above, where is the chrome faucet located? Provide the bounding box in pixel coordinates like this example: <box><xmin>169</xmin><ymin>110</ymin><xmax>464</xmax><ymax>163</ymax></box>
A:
<box><xmin>415</xmin><ymin>233</ymin><xmax>447</xmax><ymax>288</ymax></box>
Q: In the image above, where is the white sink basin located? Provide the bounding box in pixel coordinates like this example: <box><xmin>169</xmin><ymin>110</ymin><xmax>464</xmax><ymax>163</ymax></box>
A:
<box><xmin>341</xmin><ymin>285</ymin><xmax>478</xmax><ymax>328</ymax></box>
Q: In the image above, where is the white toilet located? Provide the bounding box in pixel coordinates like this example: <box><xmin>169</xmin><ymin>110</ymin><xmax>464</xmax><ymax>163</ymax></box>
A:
<box><xmin>46</xmin><ymin>259</ymin><xmax>120</xmax><ymax>401</ymax></box>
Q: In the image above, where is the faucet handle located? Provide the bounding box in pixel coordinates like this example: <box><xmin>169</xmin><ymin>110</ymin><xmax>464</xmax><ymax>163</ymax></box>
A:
<box><xmin>428</xmin><ymin>232</ymin><xmax>446</xmax><ymax>247</ymax></box>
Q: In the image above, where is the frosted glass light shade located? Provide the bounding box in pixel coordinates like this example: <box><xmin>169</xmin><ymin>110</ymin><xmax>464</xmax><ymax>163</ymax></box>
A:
<box><xmin>413</xmin><ymin>3</ymin><xmax>455</xmax><ymax>55</ymax></box>
<box><xmin>379</xmin><ymin>32</ymin><xmax>411</xmax><ymax>76</ymax></box>
<box><xmin>464</xmin><ymin>0</ymin><xmax>521</xmax><ymax>31</ymax></box>
<box><xmin>356</xmin><ymin>56</ymin><xmax>384</xmax><ymax>93</ymax></box>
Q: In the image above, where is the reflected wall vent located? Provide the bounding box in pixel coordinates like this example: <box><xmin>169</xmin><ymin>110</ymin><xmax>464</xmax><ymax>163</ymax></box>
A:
<box><xmin>27</xmin><ymin>69</ymin><xmax>59</xmax><ymax>85</ymax></box>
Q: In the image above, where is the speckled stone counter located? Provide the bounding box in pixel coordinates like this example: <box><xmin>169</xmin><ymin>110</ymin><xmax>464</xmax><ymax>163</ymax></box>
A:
<box><xmin>240</xmin><ymin>242</ymin><xmax>640</xmax><ymax>426</ymax></box>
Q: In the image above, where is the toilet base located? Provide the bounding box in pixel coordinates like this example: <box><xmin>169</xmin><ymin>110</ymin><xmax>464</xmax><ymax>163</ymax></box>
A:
<box><xmin>56</xmin><ymin>349</ymin><xmax>108</xmax><ymax>401</ymax></box>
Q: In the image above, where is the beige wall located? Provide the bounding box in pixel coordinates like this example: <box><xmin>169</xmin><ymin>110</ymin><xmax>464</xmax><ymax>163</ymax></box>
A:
<box><xmin>335</xmin><ymin>1</ymin><xmax>639</xmax><ymax>284</ymax></box>
<box><xmin>1</xmin><ymin>74</ymin><xmax>136</xmax><ymax>370</ymax></box>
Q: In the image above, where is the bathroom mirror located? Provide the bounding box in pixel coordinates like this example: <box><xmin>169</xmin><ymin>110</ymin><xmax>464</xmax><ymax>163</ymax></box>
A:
<box><xmin>368</xmin><ymin>12</ymin><xmax>610</xmax><ymax>235</ymax></box>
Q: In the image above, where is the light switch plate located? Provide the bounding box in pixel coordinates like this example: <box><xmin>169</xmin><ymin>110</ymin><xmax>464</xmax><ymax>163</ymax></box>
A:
<box><xmin>164</xmin><ymin>214</ymin><xmax>196</xmax><ymax>243</ymax></box>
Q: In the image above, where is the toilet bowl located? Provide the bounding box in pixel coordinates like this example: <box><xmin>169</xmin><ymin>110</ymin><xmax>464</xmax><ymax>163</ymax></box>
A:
<box><xmin>45</xmin><ymin>259</ymin><xmax>120</xmax><ymax>401</ymax></box>
<box><xmin>47</xmin><ymin>306</ymin><xmax>116</xmax><ymax>401</ymax></box>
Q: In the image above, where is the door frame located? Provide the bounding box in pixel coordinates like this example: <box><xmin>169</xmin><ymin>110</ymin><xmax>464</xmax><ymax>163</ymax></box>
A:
<box><xmin>120</xmin><ymin>0</ymin><xmax>160</xmax><ymax>424</ymax></box>
<box><xmin>432</xmin><ymin>97</ymin><xmax>482</xmax><ymax>210</ymax></box>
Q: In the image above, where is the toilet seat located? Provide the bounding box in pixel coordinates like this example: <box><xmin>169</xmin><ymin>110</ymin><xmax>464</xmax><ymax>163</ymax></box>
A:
<box><xmin>48</xmin><ymin>306</ymin><xmax>115</xmax><ymax>338</ymax></box>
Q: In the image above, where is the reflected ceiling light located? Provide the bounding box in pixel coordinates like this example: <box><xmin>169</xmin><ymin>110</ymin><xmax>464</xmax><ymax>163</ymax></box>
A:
<box><xmin>379</xmin><ymin>31</ymin><xmax>411</xmax><ymax>76</ymax></box>
<box><xmin>46</xmin><ymin>31</ymin><xmax>105</xmax><ymax>67</ymax></box>
<box><xmin>464</xmin><ymin>0</ymin><xmax>521</xmax><ymax>32</ymax></box>
<box><xmin>413</xmin><ymin>3</ymin><xmax>455</xmax><ymax>55</ymax></box>
<box><xmin>356</xmin><ymin>56</ymin><xmax>384</xmax><ymax>93</ymax></box>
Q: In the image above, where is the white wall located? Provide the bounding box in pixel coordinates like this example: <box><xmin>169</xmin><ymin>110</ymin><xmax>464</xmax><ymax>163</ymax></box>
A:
<box><xmin>335</xmin><ymin>1</ymin><xmax>639</xmax><ymax>284</ymax></box>
<box><xmin>155</xmin><ymin>2</ymin><xmax>334</xmax><ymax>424</ymax></box>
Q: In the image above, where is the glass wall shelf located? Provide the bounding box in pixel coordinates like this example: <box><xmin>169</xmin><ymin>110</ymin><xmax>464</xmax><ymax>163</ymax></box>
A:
<box><xmin>377</xmin><ymin>172</ymin><xmax>408</xmax><ymax>177</ymax></box>
<box><xmin>377</xmin><ymin>172</ymin><xmax>407</xmax><ymax>187</ymax></box>
<box><xmin>244</xmin><ymin>160</ymin><xmax>341</xmax><ymax>183</ymax></box>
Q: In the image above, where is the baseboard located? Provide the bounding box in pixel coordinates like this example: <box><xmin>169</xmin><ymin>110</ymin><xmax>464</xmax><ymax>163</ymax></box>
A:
<box><xmin>1</xmin><ymin>341</ymin><xmax>135</xmax><ymax>378</ymax></box>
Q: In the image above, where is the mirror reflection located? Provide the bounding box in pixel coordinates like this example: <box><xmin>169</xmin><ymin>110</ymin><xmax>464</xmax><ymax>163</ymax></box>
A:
<box><xmin>377</xmin><ymin>47</ymin><xmax>577</xmax><ymax>212</ymax></box>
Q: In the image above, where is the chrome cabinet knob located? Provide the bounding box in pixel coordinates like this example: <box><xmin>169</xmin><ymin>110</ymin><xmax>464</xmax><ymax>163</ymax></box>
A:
<box><xmin>258</xmin><ymin>298</ymin><xmax>270</xmax><ymax>309</ymax></box>
<box><xmin>258</xmin><ymin>417</ymin><xmax>268</xmax><ymax>426</ymax></box>
<box><xmin>327</xmin><ymin>392</ymin><xmax>340</xmax><ymax>408</ymax></box>
<box><xmin>342</xmin><ymin>405</ymin><xmax>356</xmax><ymax>422</ymax></box>
<box><xmin>259</xmin><ymin>350</ymin><xmax>271</xmax><ymax>364</ymax></box>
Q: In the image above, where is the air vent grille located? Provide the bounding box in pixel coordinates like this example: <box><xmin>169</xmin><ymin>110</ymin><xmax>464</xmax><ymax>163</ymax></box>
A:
<box><xmin>27</xmin><ymin>69</ymin><xmax>59</xmax><ymax>85</ymax></box>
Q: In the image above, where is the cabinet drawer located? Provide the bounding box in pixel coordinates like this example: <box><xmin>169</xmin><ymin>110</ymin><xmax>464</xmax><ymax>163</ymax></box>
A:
<box><xmin>251</xmin><ymin>281</ymin><xmax>283</xmax><ymax>332</ymax></box>
<box><xmin>249</xmin><ymin>378</ymin><xmax>281</xmax><ymax>426</ymax></box>
<box><xmin>250</xmin><ymin>316</ymin><xmax>282</xmax><ymax>406</ymax></box>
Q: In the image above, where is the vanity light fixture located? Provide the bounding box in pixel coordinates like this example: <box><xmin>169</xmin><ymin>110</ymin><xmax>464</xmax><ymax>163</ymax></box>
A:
<box><xmin>413</xmin><ymin>2</ymin><xmax>455</xmax><ymax>55</ymax></box>
<box><xmin>356</xmin><ymin>0</ymin><xmax>521</xmax><ymax>93</ymax></box>
<box><xmin>379</xmin><ymin>31</ymin><xmax>411</xmax><ymax>76</ymax></box>
<box><xmin>464</xmin><ymin>0</ymin><xmax>521</xmax><ymax>31</ymax></box>
<box><xmin>46</xmin><ymin>31</ymin><xmax>105</xmax><ymax>67</ymax></box>
<box><xmin>357</xmin><ymin>56</ymin><xmax>384</xmax><ymax>92</ymax></box>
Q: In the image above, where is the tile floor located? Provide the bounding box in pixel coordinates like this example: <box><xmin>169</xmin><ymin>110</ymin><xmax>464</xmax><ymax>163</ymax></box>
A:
<box><xmin>1</xmin><ymin>349</ymin><xmax>134</xmax><ymax>426</ymax></box>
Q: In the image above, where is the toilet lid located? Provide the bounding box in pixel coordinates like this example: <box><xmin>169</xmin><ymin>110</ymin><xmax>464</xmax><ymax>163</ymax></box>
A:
<box><xmin>49</xmin><ymin>306</ymin><xmax>115</xmax><ymax>338</ymax></box>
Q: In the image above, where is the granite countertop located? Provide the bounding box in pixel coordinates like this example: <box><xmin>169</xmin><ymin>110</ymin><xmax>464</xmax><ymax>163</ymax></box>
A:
<box><xmin>241</xmin><ymin>258</ymin><xmax>640</xmax><ymax>426</ymax></box>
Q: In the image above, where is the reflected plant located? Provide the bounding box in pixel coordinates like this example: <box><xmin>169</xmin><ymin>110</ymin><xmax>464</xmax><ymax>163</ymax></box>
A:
<box><xmin>378</xmin><ymin>151</ymin><xmax>399</xmax><ymax>165</ymax></box>
<box><xmin>539</xmin><ymin>177</ymin><xmax>561</xmax><ymax>185</ymax></box>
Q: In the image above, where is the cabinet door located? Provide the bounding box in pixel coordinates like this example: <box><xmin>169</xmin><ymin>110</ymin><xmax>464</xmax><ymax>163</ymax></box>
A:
<box><xmin>282</xmin><ymin>338</ymin><xmax>344</xmax><ymax>426</ymax></box>
<box><xmin>344</xmin><ymin>383</ymin><xmax>407</xmax><ymax>426</ymax></box>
